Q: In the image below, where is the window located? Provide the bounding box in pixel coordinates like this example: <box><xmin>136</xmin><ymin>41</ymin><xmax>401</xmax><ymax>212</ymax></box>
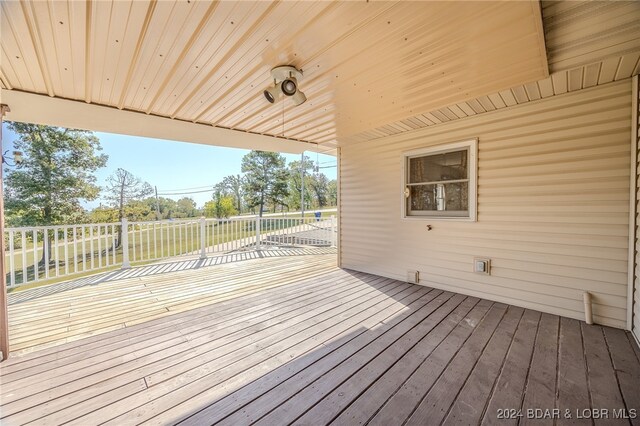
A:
<box><xmin>403</xmin><ymin>139</ymin><xmax>477</xmax><ymax>220</ymax></box>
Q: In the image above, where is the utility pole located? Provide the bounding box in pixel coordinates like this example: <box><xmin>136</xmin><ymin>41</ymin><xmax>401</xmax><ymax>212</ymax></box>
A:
<box><xmin>300</xmin><ymin>152</ymin><xmax>305</xmax><ymax>217</ymax></box>
<box><xmin>155</xmin><ymin>186</ymin><xmax>161</xmax><ymax>220</ymax></box>
<box><xmin>0</xmin><ymin>104</ymin><xmax>11</xmax><ymax>360</ymax></box>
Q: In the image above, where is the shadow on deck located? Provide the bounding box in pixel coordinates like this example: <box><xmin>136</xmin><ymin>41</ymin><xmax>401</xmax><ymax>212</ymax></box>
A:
<box><xmin>8</xmin><ymin>246</ymin><xmax>337</xmax><ymax>305</ymax></box>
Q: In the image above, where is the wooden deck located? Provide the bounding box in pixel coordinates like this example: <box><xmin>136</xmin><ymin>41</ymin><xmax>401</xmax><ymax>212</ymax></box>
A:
<box><xmin>1</xmin><ymin>253</ymin><xmax>639</xmax><ymax>425</ymax></box>
<box><xmin>6</xmin><ymin>247</ymin><xmax>337</xmax><ymax>354</ymax></box>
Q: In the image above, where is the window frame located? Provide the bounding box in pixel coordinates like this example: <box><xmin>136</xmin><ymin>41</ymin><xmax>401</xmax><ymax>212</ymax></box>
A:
<box><xmin>401</xmin><ymin>138</ymin><xmax>478</xmax><ymax>221</ymax></box>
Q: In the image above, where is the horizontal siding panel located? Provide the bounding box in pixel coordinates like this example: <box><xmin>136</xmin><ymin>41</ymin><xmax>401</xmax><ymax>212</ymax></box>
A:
<box><xmin>340</xmin><ymin>80</ymin><xmax>632</xmax><ymax>328</ymax></box>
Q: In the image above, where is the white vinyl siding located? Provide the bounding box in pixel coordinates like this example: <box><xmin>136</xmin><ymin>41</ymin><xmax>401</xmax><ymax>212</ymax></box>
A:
<box><xmin>340</xmin><ymin>79</ymin><xmax>632</xmax><ymax>329</ymax></box>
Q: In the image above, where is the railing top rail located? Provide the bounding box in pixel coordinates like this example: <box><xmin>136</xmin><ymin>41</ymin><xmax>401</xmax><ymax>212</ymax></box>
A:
<box><xmin>4</xmin><ymin>212</ymin><xmax>339</xmax><ymax>232</ymax></box>
<box><xmin>5</xmin><ymin>222</ymin><xmax>122</xmax><ymax>232</ymax></box>
<box><xmin>129</xmin><ymin>218</ymin><xmax>203</xmax><ymax>226</ymax></box>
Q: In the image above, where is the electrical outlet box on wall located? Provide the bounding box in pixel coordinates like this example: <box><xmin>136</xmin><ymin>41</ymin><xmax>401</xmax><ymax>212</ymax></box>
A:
<box><xmin>407</xmin><ymin>270</ymin><xmax>420</xmax><ymax>284</ymax></box>
<box><xmin>474</xmin><ymin>258</ymin><xmax>491</xmax><ymax>275</ymax></box>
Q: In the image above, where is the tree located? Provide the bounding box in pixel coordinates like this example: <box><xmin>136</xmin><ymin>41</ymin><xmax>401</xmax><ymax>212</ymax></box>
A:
<box><xmin>220</xmin><ymin>174</ymin><xmax>244</xmax><ymax>214</ymax></box>
<box><xmin>203</xmin><ymin>200</ymin><xmax>217</xmax><ymax>218</ymax></box>
<box><xmin>174</xmin><ymin>197</ymin><xmax>199</xmax><ymax>218</ymax></box>
<box><xmin>308</xmin><ymin>173</ymin><xmax>329</xmax><ymax>208</ymax></box>
<box><xmin>241</xmin><ymin>151</ymin><xmax>289</xmax><ymax>216</ymax></box>
<box><xmin>210</xmin><ymin>183</ymin><xmax>238</xmax><ymax>218</ymax></box>
<box><xmin>89</xmin><ymin>206</ymin><xmax>119</xmax><ymax>223</ymax></box>
<box><xmin>327</xmin><ymin>179</ymin><xmax>338</xmax><ymax>207</ymax></box>
<box><xmin>4</xmin><ymin>123</ymin><xmax>108</xmax><ymax>264</ymax></box>
<box><xmin>204</xmin><ymin>196</ymin><xmax>237</xmax><ymax>218</ymax></box>
<box><xmin>104</xmin><ymin>168</ymin><xmax>153</xmax><ymax>222</ymax></box>
<box><xmin>286</xmin><ymin>156</ymin><xmax>314</xmax><ymax>211</ymax></box>
<box><xmin>104</xmin><ymin>168</ymin><xmax>153</xmax><ymax>246</ymax></box>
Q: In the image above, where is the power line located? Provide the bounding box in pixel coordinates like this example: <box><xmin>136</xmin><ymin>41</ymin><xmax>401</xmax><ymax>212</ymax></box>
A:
<box><xmin>157</xmin><ymin>184</ymin><xmax>216</xmax><ymax>192</ymax></box>
<box><xmin>157</xmin><ymin>188</ymin><xmax>214</xmax><ymax>196</ymax></box>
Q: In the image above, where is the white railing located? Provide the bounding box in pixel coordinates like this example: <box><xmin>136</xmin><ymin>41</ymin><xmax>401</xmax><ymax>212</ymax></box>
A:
<box><xmin>4</xmin><ymin>215</ymin><xmax>337</xmax><ymax>289</ymax></box>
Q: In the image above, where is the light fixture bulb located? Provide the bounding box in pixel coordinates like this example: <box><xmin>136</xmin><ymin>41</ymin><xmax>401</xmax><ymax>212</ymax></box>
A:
<box><xmin>263</xmin><ymin>85</ymin><xmax>282</xmax><ymax>103</ymax></box>
<box><xmin>281</xmin><ymin>77</ymin><xmax>298</xmax><ymax>96</ymax></box>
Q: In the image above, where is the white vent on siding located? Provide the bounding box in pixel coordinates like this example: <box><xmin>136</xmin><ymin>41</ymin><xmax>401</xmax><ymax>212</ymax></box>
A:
<box><xmin>407</xmin><ymin>270</ymin><xmax>420</xmax><ymax>284</ymax></box>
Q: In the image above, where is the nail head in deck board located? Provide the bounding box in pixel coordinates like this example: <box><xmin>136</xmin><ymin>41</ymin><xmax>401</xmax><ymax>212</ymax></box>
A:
<box><xmin>442</xmin><ymin>306</ymin><xmax>525</xmax><ymax>425</ymax></box>
<box><xmin>556</xmin><ymin>317</ymin><xmax>591</xmax><ymax>426</ymax></box>
<box><xmin>298</xmin><ymin>296</ymin><xmax>481</xmax><ymax>426</ymax></box>
<box><xmin>179</xmin><ymin>289</ymin><xmax>441</xmax><ymax>426</ymax></box>
<box><xmin>329</xmin><ymin>297</ymin><xmax>483</xmax><ymax>426</ymax></box>
<box><xmin>404</xmin><ymin>303</ymin><xmax>509</xmax><ymax>426</ymax></box>
<box><xmin>520</xmin><ymin>313</ymin><xmax>560</xmax><ymax>426</ymax></box>
<box><xmin>602</xmin><ymin>328</ymin><xmax>640</xmax><ymax>418</ymax></box>
<box><xmin>482</xmin><ymin>309</ymin><xmax>541</xmax><ymax>426</ymax></box>
<box><xmin>367</xmin><ymin>299</ymin><xmax>496</xmax><ymax>426</ymax></box>
<box><xmin>581</xmin><ymin>322</ymin><xmax>626</xmax><ymax>424</ymax></box>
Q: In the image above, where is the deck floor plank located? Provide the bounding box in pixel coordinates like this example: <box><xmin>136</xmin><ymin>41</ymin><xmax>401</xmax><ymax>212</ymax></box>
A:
<box><xmin>292</xmin><ymin>296</ymin><xmax>481</xmax><ymax>426</ymax></box>
<box><xmin>481</xmin><ymin>309</ymin><xmax>541</xmax><ymax>426</ymax></box>
<box><xmin>0</xmin><ymin>253</ymin><xmax>639</xmax><ymax>426</ymax></box>
<box><xmin>327</xmin><ymin>297</ymin><xmax>482</xmax><ymax>426</ymax></box>
<box><xmin>581</xmin><ymin>322</ymin><xmax>626</xmax><ymax>425</ymax></box>
<box><xmin>3</xmin><ymin>272</ymin><xmax>382</xmax><ymax>423</ymax></box>
<box><xmin>366</xmin><ymin>299</ymin><xmax>495</xmax><ymax>426</ymax></box>
<box><xmin>556</xmin><ymin>317</ymin><xmax>592</xmax><ymax>426</ymax></box>
<box><xmin>603</xmin><ymin>328</ymin><xmax>640</xmax><ymax>422</ymax></box>
<box><xmin>403</xmin><ymin>303</ymin><xmax>510</xmax><ymax>426</ymax></box>
<box><xmin>91</xmin><ymin>281</ymin><xmax>415</xmax><ymax>425</ymax></box>
<box><xmin>179</xmin><ymin>288</ymin><xmax>442</xmax><ymax>426</ymax></box>
<box><xmin>442</xmin><ymin>306</ymin><xmax>525</xmax><ymax>425</ymax></box>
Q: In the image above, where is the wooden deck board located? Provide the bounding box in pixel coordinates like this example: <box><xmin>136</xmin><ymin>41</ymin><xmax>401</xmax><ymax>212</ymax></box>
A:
<box><xmin>1</xmin><ymin>252</ymin><xmax>639</xmax><ymax>426</ymax></box>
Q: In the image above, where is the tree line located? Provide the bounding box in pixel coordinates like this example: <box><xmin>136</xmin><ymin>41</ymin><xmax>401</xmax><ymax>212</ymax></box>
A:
<box><xmin>3</xmin><ymin>123</ymin><xmax>337</xmax><ymax>229</ymax></box>
<box><xmin>205</xmin><ymin>151</ymin><xmax>337</xmax><ymax>218</ymax></box>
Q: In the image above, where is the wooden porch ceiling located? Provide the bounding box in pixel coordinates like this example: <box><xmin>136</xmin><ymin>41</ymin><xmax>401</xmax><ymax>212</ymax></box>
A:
<box><xmin>0</xmin><ymin>1</ymin><xmax>547</xmax><ymax>152</ymax></box>
<box><xmin>0</xmin><ymin>253</ymin><xmax>639</xmax><ymax>425</ymax></box>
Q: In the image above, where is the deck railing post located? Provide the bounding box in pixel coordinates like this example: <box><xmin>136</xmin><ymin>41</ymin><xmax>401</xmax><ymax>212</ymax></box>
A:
<box><xmin>121</xmin><ymin>218</ymin><xmax>131</xmax><ymax>269</ymax></box>
<box><xmin>255</xmin><ymin>216</ymin><xmax>261</xmax><ymax>250</ymax></box>
<box><xmin>200</xmin><ymin>217</ymin><xmax>207</xmax><ymax>260</ymax></box>
<box><xmin>331</xmin><ymin>215</ymin><xmax>336</xmax><ymax>247</ymax></box>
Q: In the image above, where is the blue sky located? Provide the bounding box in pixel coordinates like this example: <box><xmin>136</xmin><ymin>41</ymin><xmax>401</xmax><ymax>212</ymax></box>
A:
<box><xmin>2</xmin><ymin>124</ymin><xmax>337</xmax><ymax>209</ymax></box>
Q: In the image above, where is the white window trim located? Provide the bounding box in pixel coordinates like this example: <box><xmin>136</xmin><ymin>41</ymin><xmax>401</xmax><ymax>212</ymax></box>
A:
<box><xmin>401</xmin><ymin>138</ymin><xmax>478</xmax><ymax>221</ymax></box>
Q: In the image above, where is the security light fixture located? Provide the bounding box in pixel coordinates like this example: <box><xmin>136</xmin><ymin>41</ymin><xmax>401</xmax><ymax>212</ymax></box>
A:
<box><xmin>263</xmin><ymin>84</ymin><xmax>281</xmax><ymax>104</ymax></box>
<box><xmin>263</xmin><ymin>65</ymin><xmax>306</xmax><ymax>106</ymax></box>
